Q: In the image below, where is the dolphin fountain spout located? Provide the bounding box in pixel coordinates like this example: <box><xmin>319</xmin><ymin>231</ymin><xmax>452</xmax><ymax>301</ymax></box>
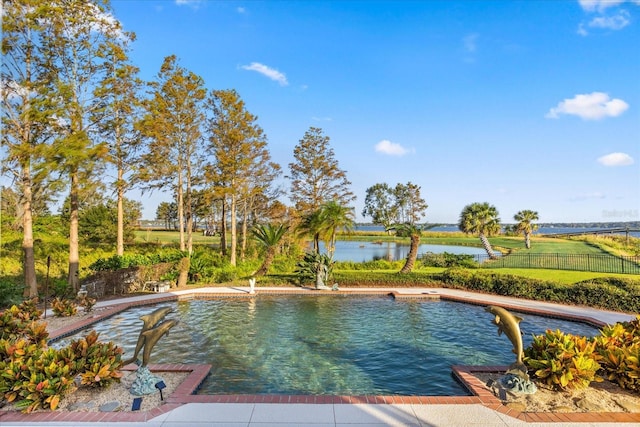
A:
<box><xmin>485</xmin><ymin>305</ymin><xmax>528</xmax><ymax>380</ymax></box>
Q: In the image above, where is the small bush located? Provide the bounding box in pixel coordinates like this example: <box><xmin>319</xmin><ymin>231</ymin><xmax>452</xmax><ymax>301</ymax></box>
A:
<box><xmin>419</xmin><ymin>252</ymin><xmax>478</xmax><ymax>268</ymax></box>
<box><xmin>0</xmin><ymin>344</ymin><xmax>76</xmax><ymax>412</ymax></box>
<box><xmin>76</xmin><ymin>294</ymin><xmax>97</xmax><ymax>313</ymax></box>
<box><xmin>524</xmin><ymin>329</ymin><xmax>601</xmax><ymax>390</ymax></box>
<box><xmin>61</xmin><ymin>330</ymin><xmax>123</xmax><ymax>388</ymax></box>
<box><xmin>0</xmin><ymin>300</ymin><xmax>44</xmax><ymax>342</ymax></box>
<box><xmin>595</xmin><ymin>316</ymin><xmax>640</xmax><ymax>391</ymax></box>
<box><xmin>51</xmin><ymin>298</ymin><xmax>77</xmax><ymax>317</ymax></box>
<box><xmin>0</xmin><ymin>308</ymin><xmax>124</xmax><ymax>413</ymax></box>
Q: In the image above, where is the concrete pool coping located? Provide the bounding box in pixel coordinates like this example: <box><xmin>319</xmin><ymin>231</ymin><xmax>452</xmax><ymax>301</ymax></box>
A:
<box><xmin>1</xmin><ymin>286</ymin><xmax>638</xmax><ymax>425</ymax></box>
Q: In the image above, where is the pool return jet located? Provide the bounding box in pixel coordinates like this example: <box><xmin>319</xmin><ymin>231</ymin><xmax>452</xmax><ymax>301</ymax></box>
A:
<box><xmin>485</xmin><ymin>305</ymin><xmax>537</xmax><ymax>396</ymax></box>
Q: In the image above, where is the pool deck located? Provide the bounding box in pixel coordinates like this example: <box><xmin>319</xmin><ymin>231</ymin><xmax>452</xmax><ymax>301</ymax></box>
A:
<box><xmin>1</xmin><ymin>286</ymin><xmax>638</xmax><ymax>426</ymax></box>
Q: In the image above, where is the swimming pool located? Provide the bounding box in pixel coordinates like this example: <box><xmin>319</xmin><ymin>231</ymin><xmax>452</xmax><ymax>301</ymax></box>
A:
<box><xmin>54</xmin><ymin>295</ymin><xmax>599</xmax><ymax>396</ymax></box>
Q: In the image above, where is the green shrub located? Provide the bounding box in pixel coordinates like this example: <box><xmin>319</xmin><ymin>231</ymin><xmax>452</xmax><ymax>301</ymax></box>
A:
<box><xmin>568</xmin><ymin>280</ymin><xmax>639</xmax><ymax>313</ymax></box>
<box><xmin>88</xmin><ymin>250</ymin><xmax>185</xmax><ymax>272</ymax></box>
<box><xmin>51</xmin><ymin>298</ymin><xmax>77</xmax><ymax>317</ymax></box>
<box><xmin>0</xmin><ymin>278</ymin><xmax>24</xmax><ymax>309</ymax></box>
<box><xmin>334</xmin><ymin>259</ymin><xmax>402</xmax><ymax>271</ymax></box>
<box><xmin>76</xmin><ymin>294</ymin><xmax>97</xmax><ymax>313</ymax></box>
<box><xmin>61</xmin><ymin>330</ymin><xmax>123</xmax><ymax>388</ymax></box>
<box><xmin>0</xmin><ymin>339</ymin><xmax>75</xmax><ymax>412</ymax></box>
<box><xmin>434</xmin><ymin>267</ymin><xmax>475</xmax><ymax>288</ymax></box>
<box><xmin>214</xmin><ymin>267</ymin><xmax>238</xmax><ymax>283</ymax></box>
<box><xmin>432</xmin><ymin>268</ymin><xmax>638</xmax><ymax>313</ymax></box>
<box><xmin>0</xmin><ymin>300</ymin><xmax>44</xmax><ymax>342</ymax></box>
<box><xmin>49</xmin><ymin>279</ymin><xmax>71</xmax><ymax>298</ymax></box>
<box><xmin>419</xmin><ymin>252</ymin><xmax>478</xmax><ymax>268</ymax></box>
<box><xmin>524</xmin><ymin>329</ymin><xmax>601</xmax><ymax>390</ymax></box>
<box><xmin>595</xmin><ymin>316</ymin><xmax>640</xmax><ymax>391</ymax></box>
<box><xmin>0</xmin><ymin>308</ymin><xmax>123</xmax><ymax>413</ymax></box>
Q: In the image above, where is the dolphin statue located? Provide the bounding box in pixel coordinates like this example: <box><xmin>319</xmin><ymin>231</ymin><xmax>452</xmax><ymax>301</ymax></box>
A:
<box><xmin>140</xmin><ymin>319</ymin><xmax>179</xmax><ymax>367</ymax></box>
<box><xmin>123</xmin><ymin>307</ymin><xmax>174</xmax><ymax>365</ymax></box>
<box><xmin>485</xmin><ymin>305</ymin><xmax>528</xmax><ymax>379</ymax></box>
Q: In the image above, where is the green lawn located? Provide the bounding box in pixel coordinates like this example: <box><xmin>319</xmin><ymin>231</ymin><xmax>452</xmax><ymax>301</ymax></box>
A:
<box><xmin>481</xmin><ymin>268</ymin><xmax>638</xmax><ymax>285</ymax></box>
<box><xmin>134</xmin><ymin>229</ymin><xmax>220</xmax><ymax>245</ymax></box>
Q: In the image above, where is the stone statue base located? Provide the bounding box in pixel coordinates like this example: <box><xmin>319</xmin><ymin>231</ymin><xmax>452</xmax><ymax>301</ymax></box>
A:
<box><xmin>130</xmin><ymin>366</ymin><xmax>165</xmax><ymax>396</ymax></box>
<box><xmin>498</xmin><ymin>373</ymin><xmax>537</xmax><ymax>395</ymax></box>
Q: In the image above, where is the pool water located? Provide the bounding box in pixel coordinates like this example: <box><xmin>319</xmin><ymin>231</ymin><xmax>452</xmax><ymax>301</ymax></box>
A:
<box><xmin>54</xmin><ymin>296</ymin><xmax>599</xmax><ymax>396</ymax></box>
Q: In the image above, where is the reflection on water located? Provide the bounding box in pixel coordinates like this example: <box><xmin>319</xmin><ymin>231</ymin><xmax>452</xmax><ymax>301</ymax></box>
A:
<box><xmin>53</xmin><ymin>296</ymin><xmax>598</xmax><ymax>396</ymax></box>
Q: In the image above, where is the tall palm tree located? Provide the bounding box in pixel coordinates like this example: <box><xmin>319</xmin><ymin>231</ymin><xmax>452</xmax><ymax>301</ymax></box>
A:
<box><xmin>317</xmin><ymin>200</ymin><xmax>355</xmax><ymax>260</ymax></box>
<box><xmin>251</xmin><ymin>223</ymin><xmax>289</xmax><ymax>276</ymax></box>
<box><xmin>514</xmin><ymin>210</ymin><xmax>539</xmax><ymax>249</ymax></box>
<box><xmin>458</xmin><ymin>202</ymin><xmax>501</xmax><ymax>259</ymax></box>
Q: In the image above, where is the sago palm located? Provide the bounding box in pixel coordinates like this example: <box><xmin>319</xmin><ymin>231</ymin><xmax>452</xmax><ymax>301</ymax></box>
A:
<box><xmin>458</xmin><ymin>202</ymin><xmax>501</xmax><ymax>259</ymax></box>
<box><xmin>251</xmin><ymin>223</ymin><xmax>289</xmax><ymax>276</ymax></box>
<box><xmin>514</xmin><ymin>210</ymin><xmax>539</xmax><ymax>249</ymax></box>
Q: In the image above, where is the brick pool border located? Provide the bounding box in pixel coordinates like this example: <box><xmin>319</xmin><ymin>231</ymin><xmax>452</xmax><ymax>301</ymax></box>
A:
<box><xmin>1</xmin><ymin>287</ymin><xmax>638</xmax><ymax>424</ymax></box>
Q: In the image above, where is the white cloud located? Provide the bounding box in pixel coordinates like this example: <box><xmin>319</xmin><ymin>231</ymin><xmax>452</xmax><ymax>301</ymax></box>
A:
<box><xmin>240</xmin><ymin>62</ymin><xmax>288</xmax><ymax>86</ymax></box>
<box><xmin>577</xmin><ymin>23</ymin><xmax>589</xmax><ymax>36</ymax></box>
<box><xmin>579</xmin><ymin>0</ymin><xmax>625</xmax><ymax>12</ymax></box>
<box><xmin>588</xmin><ymin>10</ymin><xmax>630</xmax><ymax>30</ymax></box>
<box><xmin>175</xmin><ymin>0</ymin><xmax>203</xmax><ymax>9</ymax></box>
<box><xmin>577</xmin><ymin>1</ymin><xmax>638</xmax><ymax>35</ymax></box>
<box><xmin>545</xmin><ymin>92</ymin><xmax>629</xmax><ymax>120</ymax></box>
<box><xmin>597</xmin><ymin>152</ymin><xmax>635</xmax><ymax>166</ymax></box>
<box><xmin>569</xmin><ymin>192</ymin><xmax>606</xmax><ymax>201</ymax></box>
<box><xmin>463</xmin><ymin>33</ymin><xmax>478</xmax><ymax>52</ymax></box>
<box><xmin>237</xmin><ymin>7</ymin><xmax>246</xmax><ymax>14</ymax></box>
<box><xmin>375</xmin><ymin>140</ymin><xmax>409</xmax><ymax>156</ymax></box>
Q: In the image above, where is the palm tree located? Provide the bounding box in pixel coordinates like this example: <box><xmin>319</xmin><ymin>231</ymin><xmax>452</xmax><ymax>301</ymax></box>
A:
<box><xmin>296</xmin><ymin>209</ymin><xmax>323</xmax><ymax>254</ymax></box>
<box><xmin>251</xmin><ymin>223</ymin><xmax>289</xmax><ymax>276</ymax></box>
<box><xmin>514</xmin><ymin>210</ymin><xmax>539</xmax><ymax>249</ymax></box>
<box><xmin>389</xmin><ymin>223</ymin><xmax>423</xmax><ymax>273</ymax></box>
<box><xmin>458</xmin><ymin>202</ymin><xmax>501</xmax><ymax>259</ymax></box>
<box><xmin>296</xmin><ymin>201</ymin><xmax>354</xmax><ymax>259</ymax></box>
<box><xmin>389</xmin><ymin>223</ymin><xmax>440</xmax><ymax>273</ymax></box>
<box><xmin>317</xmin><ymin>200</ymin><xmax>355</xmax><ymax>260</ymax></box>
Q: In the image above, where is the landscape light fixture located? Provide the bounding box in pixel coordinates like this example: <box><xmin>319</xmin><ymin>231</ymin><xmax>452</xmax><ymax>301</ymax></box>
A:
<box><xmin>155</xmin><ymin>380</ymin><xmax>167</xmax><ymax>400</ymax></box>
<box><xmin>132</xmin><ymin>397</ymin><xmax>142</xmax><ymax>411</ymax></box>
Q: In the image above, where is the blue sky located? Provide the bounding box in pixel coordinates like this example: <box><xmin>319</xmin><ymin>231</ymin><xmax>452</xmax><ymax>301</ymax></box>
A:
<box><xmin>110</xmin><ymin>0</ymin><xmax>639</xmax><ymax>224</ymax></box>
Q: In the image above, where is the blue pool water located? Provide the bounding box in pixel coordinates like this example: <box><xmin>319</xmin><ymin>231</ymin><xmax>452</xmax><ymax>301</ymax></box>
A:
<box><xmin>54</xmin><ymin>296</ymin><xmax>599</xmax><ymax>396</ymax></box>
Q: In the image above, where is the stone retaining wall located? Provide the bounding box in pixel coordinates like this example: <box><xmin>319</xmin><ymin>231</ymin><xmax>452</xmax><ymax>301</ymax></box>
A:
<box><xmin>80</xmin><ymin>263</ymin><xmax>175</xmax><ymax>298</ymax></box>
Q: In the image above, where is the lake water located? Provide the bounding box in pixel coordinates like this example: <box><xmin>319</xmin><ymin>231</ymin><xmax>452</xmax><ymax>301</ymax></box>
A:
<box><xmin>355</xmin><ymin>225</ymin><xmax>640</xmax><ymax>237</ymax></box>
<box><xmin>320</xmin><ymin>241</ymin><xmax>487</xmax><ymax>262</ymax></box>
<box><xmin>52</xmin><ymin>296</ymin><xmax>599</xmax><ymax>396</ymax></box>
